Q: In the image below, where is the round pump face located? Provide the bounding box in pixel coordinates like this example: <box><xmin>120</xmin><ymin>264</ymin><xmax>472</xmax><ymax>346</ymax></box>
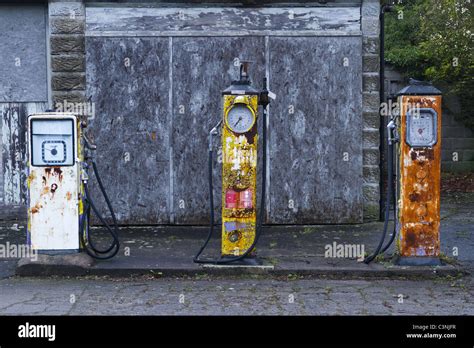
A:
<box><xmin>225</xmin><ymin>103</ymin><xmax>256</xmax><ymax>134</ymax></box>
<box><xmin>406</xmin><ymin>108</ymin><xmax>437</xmax><ymax>147</ymax></box>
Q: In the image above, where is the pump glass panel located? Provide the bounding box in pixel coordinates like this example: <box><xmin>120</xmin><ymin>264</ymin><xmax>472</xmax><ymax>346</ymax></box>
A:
<box><xmin>31</xmin><ymin>119</ymin><xmax>75</xmax><ymax>166</ymax></box>
<box><xmin>406</xmin><ymin>108</ymin><xmax>437</xmax><ymax>147</ymax></box>
<box><xmin>226</xmin><ymin>104</ymin><xmax>255</xmax><ymax>134</ymax></box>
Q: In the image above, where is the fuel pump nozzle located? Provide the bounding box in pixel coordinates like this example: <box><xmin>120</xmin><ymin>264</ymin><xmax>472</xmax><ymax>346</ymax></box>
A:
<box><xmin>259</xmin><ymin>78</ymin><xmax>270</xmax><ymax>107</ymax></box>
<box><xmin>259</xmin><ymin>77</ymin><xmax>276</xmax><ymax>107</ymax></box>
<box><xmin>208</xmin><ymin>119</ymin><xmax>222</xmax><ymax>151</ymax></box>
<box><xmin>83</xmin><ymin>133</ymin><xmax>97</xmax><ymax>151</ymax></box>
<box><xmin>81</xmin><ymin>133</ymin><xmax>97</xmax><ymax>183</ymax></box>
<box><xmin>387</xmin><ymin>109</ymin><xmax>400</xmax><ymax>146</ymax></box>
<box><xmin>387</xmin><ymin>119</ymin><xmax>397</xmax><ymax>145</ymax></box>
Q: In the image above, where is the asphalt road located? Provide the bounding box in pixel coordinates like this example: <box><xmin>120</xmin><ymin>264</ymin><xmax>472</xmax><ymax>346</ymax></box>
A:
<box><xmin>0</xmin><ymin>275</ymin><xmax>472</xmax><ymax>315</ymax></box>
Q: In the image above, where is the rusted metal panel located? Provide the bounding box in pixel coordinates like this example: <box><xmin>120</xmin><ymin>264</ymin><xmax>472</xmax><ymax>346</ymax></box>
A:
<box><xmin>398</xmin><ymin>96</ymin><xmax>442</xmax><ymax>257</ymax></box>
<box><xmin>86</xmin><ymin>6</ymin><xmax>361</xmax><ymax>37</ymax></box>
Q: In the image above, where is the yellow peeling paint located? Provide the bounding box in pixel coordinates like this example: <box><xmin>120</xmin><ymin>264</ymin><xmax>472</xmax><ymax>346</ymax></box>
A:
<box><xmin>221</xmin><ymin>94</ymin><xmax>259</xmax><ymax>257</ymax></box>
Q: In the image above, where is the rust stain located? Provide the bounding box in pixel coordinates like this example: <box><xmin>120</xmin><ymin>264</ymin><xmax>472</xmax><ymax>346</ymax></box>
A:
<box><xmin>44</xmin><ymin>167</ymin><xmax>63</xmax><ymax>182</ymax></box>
<box><xmin>404</xmin><ymin>229</ymin><xmax>417</xmax><ymax>249</ymax></box>
<box><xmin>402</xmin><ymin>223</ymin><xmax>439</xmax><ymax>256</ymax></box>
<box><xmin>244</xmin><ymin>120</ymin><xmax>258</xmax><ymax>145</ymax></box>
<box><xmin>150</xmin><ymin>131</ymin><xmax>157</xmax><ymax>141</ymax></box>
<box><xmin>53</xmin><ymin>167</ymin><xmax>63</xmax><ymax>182</ymax></box>
<box><xmin>66</xmin><ymin>191</ymin><xmax>72</xmax><ymax>201</ymax></box>
<box><xmin>422</xmin><ymin>149</ymin><xmax>434</xmax><ymax>161</ymax></box>
<box><xmin>416</xmin><ymin>169</ymin><xmax>427</xmax><ymax>180</ymax></box>
<box><xmin>410</xmin><ymin>149</ymin><xmax>434</xmax><ymax>162</ymax></box>
<box><xmin>31</xmin><ymin>203</ymin><xmax>43</xmax><ymax>214</ymax></box>
<box><xmin>416</xmin><ymin>205</ymin><xmax>427</xmax><ymax>217</ymax></box>
<box><xmin>41</xmin><ymin>186</ymin><xmax>50</xmax><ymax>196</ymax></box>
<box><xmin>42</xmin><ymin>176</ymin><xmax>47</xmax><ymax>186</ymax></box>
<box><xmin>27</xmin><ymin>171</ymin><xmax>37</xmax><ymax>182</ymax></box>
<box><xmin>408</xmin><ymin>192</ymin><xmax>421</xmax><ymax>202</ymax></box>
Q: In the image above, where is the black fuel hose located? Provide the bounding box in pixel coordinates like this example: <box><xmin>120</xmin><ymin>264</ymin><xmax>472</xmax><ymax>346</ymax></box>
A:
<box><xmin>80</xmin><ymin>161</ymin><xmax>120</xmax><ymax>260</ymax></box>
<box><xmin>380</xmin><ymin>173</ymin><xmax>397</xmax><ymax>254</ymax></box>
<box><xmin>364</xmin><ymin>138</ymin><xmax>396</xmax><ymax>264</ymax></box>
<box><xmin>193</xmin><ymin>104</ymin><xmax>268</xmax><ymax>264</ymax></box>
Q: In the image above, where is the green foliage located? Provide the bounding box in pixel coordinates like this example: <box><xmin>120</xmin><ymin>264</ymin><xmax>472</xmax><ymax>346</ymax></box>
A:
<box><xmin>385</xmin><ymin>0</ymin><xmax>474</xmax><ymax>130</ymax></box>
<box><xmin>385</xmin><ymin>0</ymin><xmax>425</xmax><ymax>78</ymax></box>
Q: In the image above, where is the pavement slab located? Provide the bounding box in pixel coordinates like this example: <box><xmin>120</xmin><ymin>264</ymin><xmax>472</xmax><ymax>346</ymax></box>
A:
<box><xmin>0</xmin><ymin>276</ymin><xmax>472</xmax><ymax>315</ymax></box>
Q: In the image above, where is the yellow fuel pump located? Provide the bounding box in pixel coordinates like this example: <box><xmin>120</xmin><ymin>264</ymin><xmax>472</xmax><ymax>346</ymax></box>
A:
<box><xmin>221</xmin><ymin>66</ymin><xmax>260</xmax><ymax>260</ymax></box>
<box><xmin>27</xmin><ymin>111</ymin><xmax>120</xmax><ymax>259</ymax></box>
<box><xmin>364</xmin><ymin>79</ymin><xmax>442</xmax><ymax>266</ymax></box>
<box><xmin>194</xmin><ymin>62</ymin><xmax>274</xmax><ymax>265</ymax></box>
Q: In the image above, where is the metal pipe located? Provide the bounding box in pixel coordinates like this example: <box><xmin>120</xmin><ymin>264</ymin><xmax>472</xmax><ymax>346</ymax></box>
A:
<box><xmin>378</xmin><ymin>2</ymin><xmax>394</xmax><ymax>220</ymax></box>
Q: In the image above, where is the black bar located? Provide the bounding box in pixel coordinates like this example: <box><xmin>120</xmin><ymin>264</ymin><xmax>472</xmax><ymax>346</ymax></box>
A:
<box><xmin>0</xmin><ymin>316</ymin><xmax>472</xmax><ymax>346</ymax></box>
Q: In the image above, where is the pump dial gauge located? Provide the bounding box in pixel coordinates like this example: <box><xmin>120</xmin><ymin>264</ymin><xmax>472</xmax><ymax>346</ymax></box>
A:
<box><xmin>226</xmin><ymin>104</ymin><xmax>256</xmax><ymax>134</ymax></box>
<box><xmin>31</xmin><ymin>118</ymin><xmax>74</xmax><ymax>166</ymax></box>
<box><xmin>42</xmin><ymin>140</ymin><xmax>67</xmax><ymax>164</ymax></box>
<box><xmin>406</xmin><ymin>108</ymin><xmax>437</xmax><ymax>147</ymax></box>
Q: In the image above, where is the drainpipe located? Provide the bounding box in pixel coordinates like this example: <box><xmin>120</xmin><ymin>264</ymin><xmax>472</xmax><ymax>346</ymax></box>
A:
<box><xmin>379</xmin><ymin>2</ymin><xmax>394</xmax><ymax>221</ymax></box>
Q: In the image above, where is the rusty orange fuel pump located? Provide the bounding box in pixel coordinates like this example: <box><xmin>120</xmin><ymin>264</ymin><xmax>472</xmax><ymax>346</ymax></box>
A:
<box><xmin>365</xmin><ymin>79</ymin><xmax>442</xmax><ymax>265</ymax></box>
<box><xmin>396</xmin><ymin>80</ymin><xmax>443</xmax><ymax>265</ymax></box>
<box><xmin>194</xmin><ymin>62</ymin><xmax>274</xmax><ymax>265</ymax></box>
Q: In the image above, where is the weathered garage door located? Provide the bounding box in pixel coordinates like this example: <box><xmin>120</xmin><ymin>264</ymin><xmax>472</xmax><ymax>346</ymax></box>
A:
<box><xmin>86</xmin><ymin>37</ymin><xmax>171</xmax><ymax>224</ymax></box>
<box><xmin>86</xmin><ymin>5</ymin><xmax>363</xmax><ymax>224</ymax></box>
<box><xmin>269</xmin><ymin>37</ymin><xmax>363</xmax><ymax>223</ymax></box>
